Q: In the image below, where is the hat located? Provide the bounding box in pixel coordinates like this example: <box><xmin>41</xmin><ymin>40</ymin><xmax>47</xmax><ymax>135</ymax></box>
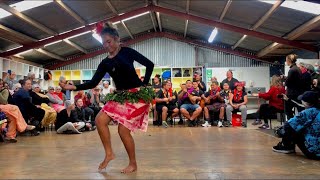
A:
<box><xmin>298</xmin><ymin>91</ymin><xmax>319</xmax><ymax>105</ymax></box>
<box><xmin>48</xmin><ymin>86</ymin><xmax>54</xmax><ymax>90</ymax></box>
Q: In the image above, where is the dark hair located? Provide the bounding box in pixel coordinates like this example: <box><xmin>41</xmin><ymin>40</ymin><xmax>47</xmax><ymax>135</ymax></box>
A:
<box><xmin>100</xmin><ymin>22</ymin><xmax>119</xmax><ymax>38</ymax></box>
<box><xmin>192</xmin><ymin>80</ymin><xmax>198</xmax><ymax>83</ymax></box>
<box><xmin>211</xmin><ymin>81</ymin><xmax>219</xmax><ymax>85</ymax></box>
<box><xmin>20</xmin><ymin>79</ymin><xmax>30</xmax><ymax>86</ymax></box>
<box><xmin>18</xmin><ymin>79</ymin><xmax>24</xmax><ymax>85</ymax></box>
<box><xmin>227</xmin><ymin>70</ymin><xmax>233</xmax><ymax>75</ymax></box>
<box><xmin>162</xmin><ymin>81</ymin><xmax>167</xmax><ymax>88</ymax></box>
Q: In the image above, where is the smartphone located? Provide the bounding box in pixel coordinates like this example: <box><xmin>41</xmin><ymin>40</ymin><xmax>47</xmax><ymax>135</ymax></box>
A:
<box><xmin>7</xmin><ymin>70</ymin><xmax>11</xmax><ymax>75</ymax></box>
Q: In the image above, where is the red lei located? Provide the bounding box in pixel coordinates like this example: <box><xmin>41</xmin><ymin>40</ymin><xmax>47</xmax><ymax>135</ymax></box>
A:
<box><xmin>233</xmin><ymin>89</ymin><xmax>243</xmax><ymax>102</ymax></box>
<box><xmin>210</xmin><ymin>87</ymin><xmax>221</xmax><ymax>98</ymax></box>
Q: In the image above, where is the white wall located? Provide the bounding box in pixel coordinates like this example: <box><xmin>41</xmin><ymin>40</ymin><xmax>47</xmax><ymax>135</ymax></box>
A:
<box><xmin>206</xmin><ymin>67</ymin><xmax>270</xmax><ymax>91</ymax></box>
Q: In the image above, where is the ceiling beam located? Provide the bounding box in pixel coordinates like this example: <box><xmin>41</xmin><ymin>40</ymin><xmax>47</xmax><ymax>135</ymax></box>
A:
<box><xmin>0</xmin><ymin>5</ymin><xmax>151</xmax><ymax>57</ymax></box>
<box><xmin>232</xmin><ymin>0</ymin><xmax>283</xmax><ymax>50</ymax></box>
<box><xmin>54</xmin><ymin>0</ymin><xmax>86</xmax><ymax>25</ymax></box>
<box><xmin>63</xmin><ymin>39</ymin><xmax>88</xmax><ymax>54</ymax></box>
<box><xmin>152</xmin><ymin>5</ymin><xmax>318</xmax><ymax>52</ymax></box>
<box><xmin>0</xmin><ymin>3</ymin><xmax>56</xmax><ymax>35</ymax></box>
<box><xmin>184</xmin><ymin>0</ymin><xmax>190</xmax><ymax>37</ymax></box>
<box><xmin>0</xmin><ymin>24</ymin><xmax>37</xmax><ymax>43</ymax></box>
<box><xmin>35</xmin><ymin>48</ymin><xmax>66</xmax><ymax>61</ymax></box>
<box><xmin>149</xmin><ymin>12</ymin><xmax>157</xmax><ymax>32</ymax></box>
<box><xmin>46</xmin><ymin>31</ymin><xmax>272</xmax><ymax>70</ymax></box>
<box><xmin>219</xmin><ymin>0</ymin><xmax>232</xmax><ymax>21</ymax></box>
<box><xmin>105</xmin><ymin>0</ymin><xmax>133</xmax><ymax>39</ymax></box>
<box><xmin>2</xmin><ymin>4</ymin><xmax>318</xmax><ymax>58</ymax></box>
<box><xmin>153</xmin><ymin>0</ymin><xmax>162</xmax><ymax>32</ymax></box>
<box><xmin>156</xmin><ymin>12</ymin><xmax>162</xmax><ymax>32</ymax></box>
<box><xmin>258</xmin><ymin>14</ymin><xmax>320</xmax><ymax>57</ymax></box>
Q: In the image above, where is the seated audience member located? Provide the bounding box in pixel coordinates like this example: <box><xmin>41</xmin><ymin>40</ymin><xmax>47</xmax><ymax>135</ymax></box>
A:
<box><xmin>220</xmin><ymin>70</ymin><xmax>239</xmax><ymax>90</ymax></box>
<box><xmin>4</xmin><ymin>71</ymin><xmax>17</xmax><ymax>90</ymax></box>
<box><xmin>226</xmin><ymin>82</ymin><xmax>248</xmax><ymax>127</ymax></box>
<box><xmin>305</xmin><ymin>64</ymin><xmax>319</xmax><ymax>82</ymax></box>
<box><xmin>202</xmin><ymin>81</ymin><xmax>225</xmax><ymax>127</ymax></box>
<box><xmin>55</xmin><ymin>86</ymin><xmax>67</xmax><ymax>102</ymax></box>
<box><xmin>219</xmin><ymin>83</ymin><xmax>231</xmax><ymax>104</ymax></box>
<box><xmin>0</xmin><ymin>79</ymin><xmax>37</xmax><ymax>142</ymax></box>
<box><xmin>177</xmin><ymin>83</ymin><xmax>186</xmax><ymax>125</ymax></box>
<box><xmin>100</xmin><ymin>81</ymin><xmax>113</xmax><ymax>104</ymax></box>
<box><xmin>47</xmin><ymin>86</ymin><xmax>65</xmax><ymax>113</ymax></box>
<box><xmin>10</xmin><ymin>83</ymin><xmax>21</xmax><ymax>95</ymax></box>
<box><xmin>252</xmin><ymin>75</ymin><xmax>286</xmax><ymax>129</ymax></box>
<box><xmin>13</xmin><ymin>79</ymin><xmax>45</xmax><ymax>130</ymax></box>
<box><xmin>30</xmin><ymin>84</ymin><xmax>57</xmax><ymax>127</ymax></box>
<box><xmin>178</xmin><ymin>80</ymin><xmax>202</xmax><ymax>127</ymax></box>
<box><xmin>74</xmin><ymin>90</ymin><xmax>95</xmax><ymax>121</ymax></box>
<box><xmin>194</xmin><ymin>73</ymin><xmax>206</xmax><ymax>92</ymax></box>
<box><xmin>27</xmin><ymin>72</ymin><xmax>38</xmax><ymax>85</ymax></box>
<box><xmin>74</xmin><ymin>98</ymin><xmax>96</xmax><ymax>131</ymax></box>
<box><xmin>272</xmin><ymin>91</ymin><xmax>320</xmax><ymax>160</ymax></box>
<box><xmin>87</xmin><ymin>86</ymin><xmax>103</xmax><ymax>118</ymax></box>
<box><xmin>55</xmin><ymin>100</ymin><xmax>85</xmax><ymax>134</ymax></box>
<box><xmin>152</xmin><ymin>74</ymin><xmax>162</xmax><ymax>123</ymax></box>
<box><xmin>155</xmin><ymin>81</ymin><xmax>179</xmax><ymax>128</ymax></box>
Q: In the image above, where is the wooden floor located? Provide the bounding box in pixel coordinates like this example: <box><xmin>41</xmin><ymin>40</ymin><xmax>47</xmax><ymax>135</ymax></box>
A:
<box><xmin>1</xmin><ymin>120</ymin><xmax>319</xmax><ymax>179</ymax></box>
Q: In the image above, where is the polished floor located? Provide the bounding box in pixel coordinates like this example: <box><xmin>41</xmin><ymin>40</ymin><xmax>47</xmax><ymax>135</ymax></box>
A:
<box><xmin>1</xmin><ymin>120</ymin><xmax>319</xmax><ymax>179</ymax></box>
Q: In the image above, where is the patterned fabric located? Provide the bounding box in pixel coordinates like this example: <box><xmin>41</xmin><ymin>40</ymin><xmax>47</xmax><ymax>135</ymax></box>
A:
<box><xmin>206</xmin><ymin>103</ymin><xmax>226</xmax><ymax>112</ymax></box>
<box><xmin>102</xmin><ymin>88</ymin><xmax>150</xmax><ymax>132</ymax></box>
<box><xmin>288</xmin><ymin>107</ymin><xmax>320</xmax><ymax>156</ymax></box>
<box><xmin>102</xmin><ymin>100</ymin><xmax>150</xmax><ymax>132</ymax></box>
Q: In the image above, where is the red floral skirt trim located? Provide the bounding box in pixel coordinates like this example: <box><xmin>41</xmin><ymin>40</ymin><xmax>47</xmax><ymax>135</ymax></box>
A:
<box><xmin>102</xmin><ymin>99</ymin><xmax>150</xmax><ymax>132</ymax></box>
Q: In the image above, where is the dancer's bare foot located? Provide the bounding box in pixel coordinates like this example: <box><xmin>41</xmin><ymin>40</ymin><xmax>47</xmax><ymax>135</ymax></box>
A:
<box><xmin>98</xmin><ymin>153</ymin><xmax>115</xmax><ymax>172</ymax></box>
<box><xmin>121</xmin><ymin>163</ymin><xmax>137</xmax><ymax>174</ymax></box>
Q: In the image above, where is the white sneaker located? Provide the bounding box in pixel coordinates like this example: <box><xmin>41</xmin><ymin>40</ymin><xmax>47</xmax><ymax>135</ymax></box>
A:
<box><xmin>201</xmin><ymin>121</ymin><xmax>209</xmax><ymax>127</ymax></box>
<box><xmin>218</xmin><ymin>121</ymin><xmax>223</xmax><ymax>127</ymax></box>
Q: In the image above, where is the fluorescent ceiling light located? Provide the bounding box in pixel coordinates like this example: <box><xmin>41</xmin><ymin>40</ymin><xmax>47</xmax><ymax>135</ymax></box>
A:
<box><xmin>66</xmin><ymin>30</ymin><xmax>92</xmax><ymax>39</ymax></box>
<box><xmin>208</xmin><ymin>28</ymin><xmax>218</xmax><ymax>43</ymax></box>
<box><xmin>59</xmin><ymin>26</ymin><xmax>85</xmax><ymax>35</ymax></box>
<box><xmin>122</xmin><ymin>11</ymin><xmax>149</xmax><ymax>22</ymax></box>
<box><xmin>10</xmin><ymin>0</ymin><xmax>53</xmax><ymax>12</ymax></box>
<box><xmin>44</xmin><ymin>40</ymin><xmax>62</xmax><ymax>47</ymax></box>
<box><xmin>0</xmin><ymin>9</ymin><xmax>11</xmax><ymax>19</ymax></box>
<box><xmin>6</xmin><ymin>45</ymin><xmax>23</xmax><ymax>51</ymax></box>
<box><xmin>17</xmin><ymin>49</ymin><xmax>33</xmax><ymax>55</ymax></box>
<box><xmin>259</xmin><ymin>0</ymin><xmax>320</xmax><ymax>15</ymax></box>
<box><xmin>92</xmin><ymin>33</ymin><xmax>102</xmax><ymax>44</ymax></box>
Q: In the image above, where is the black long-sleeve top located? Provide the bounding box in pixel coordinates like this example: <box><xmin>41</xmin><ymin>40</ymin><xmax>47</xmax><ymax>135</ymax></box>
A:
<box><xmin>55</xmin><ymin>109</ymin><xmax>79</xmax><ymax>130</ymax></box>
<box><xmin>76</xmin><ymin>47</ymin><xmax>154</xmax><ymax>91</ymax></box>
<box><xmin>29</xmin><ymin>91</ymin><xmax>50</xmax><ymax>105</ymax></box>
<box><xmin>285</xmin><ymin>64</ymin><xmax>303</xmax><ymax>97</ymax></box>
<box><xmin>74</xmin><ymin>106</ymin><xmax>86</xmax><ymax>122</ymax></box>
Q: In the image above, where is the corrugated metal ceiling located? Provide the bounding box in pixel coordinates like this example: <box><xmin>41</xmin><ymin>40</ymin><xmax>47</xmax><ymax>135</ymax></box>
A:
<box><xmin>0</xmin><ymin>0</ymin><xmax>318</xmax><ymax>65</ymax></box>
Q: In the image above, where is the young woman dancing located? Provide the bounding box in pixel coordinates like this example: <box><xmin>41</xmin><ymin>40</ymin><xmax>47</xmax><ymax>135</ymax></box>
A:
<box><xmin>59</xmin><ymin>22</ymin><xmax>154</xmax><ymax>173</ymax></box>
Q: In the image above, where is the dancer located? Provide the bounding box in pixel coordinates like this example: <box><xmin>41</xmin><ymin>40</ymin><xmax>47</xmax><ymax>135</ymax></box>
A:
<box><xmin>59</xmin><ymin>22</ymin><xmax>154</xmax><ymax>173</ymax></box>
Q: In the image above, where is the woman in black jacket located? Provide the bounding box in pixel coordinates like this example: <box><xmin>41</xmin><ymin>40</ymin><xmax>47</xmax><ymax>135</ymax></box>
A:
<box><xmin>55</xmin><ymin>100</ymin><xmax>85</xmax><ymax>134</ymax></box>
<box><xmin>284</xmin><ymin>54</ymin><xmax>304</xmax><ymax>119</ymax></box>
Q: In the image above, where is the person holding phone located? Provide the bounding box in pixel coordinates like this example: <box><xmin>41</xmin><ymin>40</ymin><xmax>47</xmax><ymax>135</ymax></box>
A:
<box><xmin>4</xmin><ymin>70</ymin><xmax>17</xmax><ymax>90</ymax></box>
<box><xmin>252</xmin><ymin>75</ymin><xmax>286</xmax><ymax>129</ymax></box>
